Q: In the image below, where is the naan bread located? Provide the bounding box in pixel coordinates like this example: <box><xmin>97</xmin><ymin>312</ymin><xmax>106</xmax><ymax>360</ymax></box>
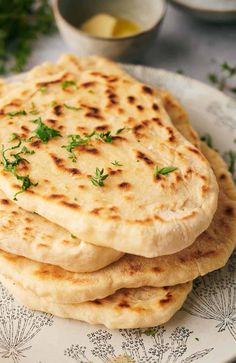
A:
<box><xmin>0</xmin><ymin>68</ymin><xmax>233</xmax><ymax>304</ymax></box>
<box><xmin>0</xmin><ymin>275</ymin><xmax>192</xmax><ymax>329</ymax></box>
<box><xmin>0</xmin><ymin>79</ymin><xmax>122</xmax><ymax>273</ymax></box>
<box><xmin>0</xmin><ymin>188</ymin><xmax>123</xmax><ymax>272</ymax></box>
<box><xmin>0</xmin><ymin>55</ymin><xmax>218</xmax><ymax>257</ymax></box>
<box><xmin>0</xmin><ymin>141</ymin><xmax>234</xmax><ymax>304</ymax></box>
<box><xmin>0</xmin><ymin>77</ymin><xmax>197</xmax><ymax>273</ymax></box>
<box><xmin>0</xmin><ymin>144</ymin><xmax>236</xmax><ymax>303</ymax></box>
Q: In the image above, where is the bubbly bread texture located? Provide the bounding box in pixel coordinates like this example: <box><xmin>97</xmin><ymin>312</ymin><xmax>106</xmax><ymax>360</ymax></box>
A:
<box><xmin>0</xmin><ymin>77</ymin><xmax>233</xmax><ymax>305</ymax></box>
<box><xmin>0</xmin><ymin>55</ymin><xmax>218</xmax><ymax>257</ymax></box>
<box><xmin>0</xmin><ymin>78</ymin><xmax>123</xmax><ymax>274</ymax></box>
<box><xmin>0</xmin><ymin>141</ymin><xmax>234</xmax><ymax>304</ymax></box>
<box><xmin>0</xmin><ymin>274</ymin><xmax>192</xmax><ymax>329</ymax></box>
<box><xmin>0</xmin><ymin>79</ymin><xmax>196</xmax><ymax>273</ymax></box>
<box><xmin>0</xmin><ymin>188</ymin><xmax>123</xmax><ymax>272</ymax></box>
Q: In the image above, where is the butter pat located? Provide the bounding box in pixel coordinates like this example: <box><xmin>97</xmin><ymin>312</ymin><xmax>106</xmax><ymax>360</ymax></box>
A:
<box><xmin>80</xmin><ymin>13</ymin><xmax>141</xmax><ymax>38</ymax></box>
<box><xmin>113</xmin><ymin>18</ymin><xmax>141</xmax><ymax>37</ymax></box>
<box><xmin>80</xmin><ymin>14</ymin><xmax>117</xmax><ymax>38</ymax></box>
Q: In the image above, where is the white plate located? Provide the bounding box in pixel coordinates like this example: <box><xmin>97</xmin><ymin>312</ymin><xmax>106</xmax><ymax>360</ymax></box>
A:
<box><xmin>170</xmin><ymin>0</ymin><xmax>236</xmax><ymax>22</ymax></box>
<box><xmin>0</xmin><ymin>66</ymin><xmax>236</xmax><ymax>363</ymax></box>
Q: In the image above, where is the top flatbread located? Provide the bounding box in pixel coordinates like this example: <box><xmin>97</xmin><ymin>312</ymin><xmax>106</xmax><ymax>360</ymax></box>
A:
<box><xmin>0</xmin><ymin>79</ymin><xmax>123</xmax><ymax>273</ymax></box>
<box><xmin>0</xmin><ymin>55</ymin><xmax>218</xmax><ymax>257</ymax></box>
<box><xmin>0</xmin><ymin>70</ymin><xmax>200</xmax><ymax>273</ymax></box>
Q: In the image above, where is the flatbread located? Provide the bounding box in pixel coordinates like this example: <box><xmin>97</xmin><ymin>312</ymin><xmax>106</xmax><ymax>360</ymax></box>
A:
<box><xmin>0</xmin><ymin>79</ymin><xmax>124</xmax><ymax>273</ymax></box>
<box><xmin>0</xmin><ymin>141</ymin><xmax>234</xmax><ymax>303</ymax></box>
<box><xmin>0</xmin><ymin>275</ymin><xmax>192</xmax><ymax>329</ymax></box>
<box><xmin>0</xmin><ymin>188</ymin><xmax>124</xmax><ymax>272</ymax></box>
<box><xmin>0</xmin><ymin>78</ymin><xmax>197</xmax><ymax>273</ymax></box>
<box><xmin>0</xmin><ymin>55</ymin><xmax>218</xmax><ymax>257</ymax></box>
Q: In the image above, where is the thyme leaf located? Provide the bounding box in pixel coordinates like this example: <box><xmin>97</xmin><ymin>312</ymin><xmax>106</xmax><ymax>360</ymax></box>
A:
<box><xmin>154</xmin><ymin>165</ymin><xmax>177</xmax><ymax>176</ymax></box>
<box><xmin>38</xmin><ymin>85</ymin><xmax>47</xmax><ymax>93</ymax></box>
<box><xmin>7</xmin><ymin>110</ymin><xmax>27</xmax><ymax>118</ymax></box>
<box><xmin>116</xmin><ymin>127</ymin><xmax>126</xmax><ymax>135</ymax></box>
<box><xmin>64</xmin><ymin>103</ymin><xmax>82</xmax><ymax>111</ymax></box>
<box><xmin>61</xmin><ymin>80</ymin><xmax>77</xmax><ymax>90</ymax></box>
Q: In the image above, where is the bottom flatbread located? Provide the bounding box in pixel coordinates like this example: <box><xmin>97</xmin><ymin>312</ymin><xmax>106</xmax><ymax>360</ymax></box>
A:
<box><xmin>0</xmin><ymin>274</ymin><xmax>192</xmax><ymax>329</ymax></box>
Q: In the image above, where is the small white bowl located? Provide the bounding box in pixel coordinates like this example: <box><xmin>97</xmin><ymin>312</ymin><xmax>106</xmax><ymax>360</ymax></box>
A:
<box><xmin>170</xmin><ymin>0</ymin><xmax>236</xmax><ymax>22</ymax></box>
<box><xmin>53</xmin><ymin>0</ymin><xmax>167</xmax><ymax>61</ymax></box>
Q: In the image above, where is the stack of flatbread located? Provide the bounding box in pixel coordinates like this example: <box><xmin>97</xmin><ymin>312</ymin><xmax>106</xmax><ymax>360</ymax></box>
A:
<box><xmin>0</xmin><ymin>55</ymin><xmax>235</xmax><ymax>329</ymax></box>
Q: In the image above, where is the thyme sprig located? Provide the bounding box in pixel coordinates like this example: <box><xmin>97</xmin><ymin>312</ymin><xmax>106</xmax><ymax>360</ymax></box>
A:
<box><xmin>90</xmin><ymin>168</ymin><xmax>109</xmax><ymax>187</ymax></box>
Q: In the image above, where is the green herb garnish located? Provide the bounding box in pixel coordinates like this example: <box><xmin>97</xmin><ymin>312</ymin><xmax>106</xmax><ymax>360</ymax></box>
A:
<box><xmin>8</xmin><ymin>133</ymin><xmax>20</xmax><ymax>142</ymax></box>
<box><xmin>62</xmin><ymin>80</ymin><xmax>77</xmax><ymax>90</ymax></box>
<box><xmin>31</xmin><ymin>117</ymin><xmax>62</xmax><ymax>143</ymax></box>
<box><xmin>95</xmin><ymin>131</ymin><xmax>113</xmax><ymax>143</ymax></box>
<box><xmin>116</xmin><ymin>127</ymin><xmax>126</xmax><ymax>135</ymax></box>
<box><xmin>62</xmin><ymin>129</ymin><xmax>125</xmax><ymax>162</ymax></box>
<box><xmin>200</xmin><ymin>133</ymin><xmax>213</xmax><ymax>148</ymax></box>
<box><xmin>14</xmin><ymin>175</ymin><xmax>38</xmax><ymax>200</ymax></box>
<box><xmin>62</xmin><ymin>132</ymin><xmax>95</xmax><ymax>162</ymax></box>
<box><xmin>208</xmin><ymin>61</ymin><xmax>236</xmax><ymax>94</ymax></box>
<box><xmin>29</xmin><ymin>102</ymin><xmax>40</xmax><ymax>115</ymax></box>
<box><xmin>7</xmin><ymin>110</ymin><xmax>27</xmax><ymax>118</ymax></box>
<box><xmin>39</xmin><ymin>85</ymin><xmax>47</xmax><ymax>93</ymax></box>
<box><xmin>90</xmin><ymin>168</ymin><xmax>109</xmax><ymax>187</ymax></box>
<box><xmin>30</xmin><ymin>109</ymin><xmax>40</xmax><ymax>115</ymax></box>
<box><xmin>71</xmin><ymin>234</ymin><xmax>77</xmax><ymax>239</ymax></box>
<box><xmin>1</xmin><ymin>139</ymin><xmax>37</xmax><ymax>200</ymax></box>
<box><xmin>154</xmin><ymin>165</ymin><xmax>177</xmax><ymax>176</ymax></box>
<box><xmin>111</xmin><ymin>160</ymin><xmax>123</xmax><ymax>166</ymax></box>
<box><xmin>64</xmin><ymin>104</ymin><xmax>82</xmax><ymax>111</ymax></box>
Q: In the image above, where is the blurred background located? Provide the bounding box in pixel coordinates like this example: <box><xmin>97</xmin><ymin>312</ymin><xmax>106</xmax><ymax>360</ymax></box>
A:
<box><xmin>0</xmin><ymin>0</ymin><xmax>235</xmax><ymax>95</ymax></box>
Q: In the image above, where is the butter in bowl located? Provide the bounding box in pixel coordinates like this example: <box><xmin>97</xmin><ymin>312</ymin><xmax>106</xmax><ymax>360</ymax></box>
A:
<box><xmin>53</xmin><ymin>0</ymin><xmax>167</xmax><ymax>61</ymax></box>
